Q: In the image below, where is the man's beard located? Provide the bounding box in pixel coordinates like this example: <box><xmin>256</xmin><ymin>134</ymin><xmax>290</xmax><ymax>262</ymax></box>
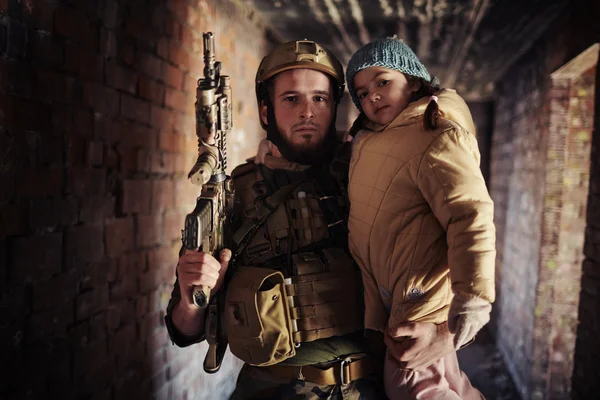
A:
<box><xmin>276</xmin><ymin>125</ymin><xmax>333</xmax><ymax>165</ymax></box>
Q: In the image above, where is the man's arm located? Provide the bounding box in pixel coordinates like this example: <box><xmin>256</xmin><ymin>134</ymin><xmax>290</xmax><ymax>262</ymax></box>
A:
<box><xmin>165</xmin><ymin>249</ymin><xmax>231</xmax><ymax>347</ymax></box>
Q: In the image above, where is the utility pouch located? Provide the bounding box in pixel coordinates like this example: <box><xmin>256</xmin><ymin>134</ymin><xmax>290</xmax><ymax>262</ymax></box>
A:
<box><xmin>225</xmin><ymin>267</ymin><xmax>296</xmax><ymax>366</ymax></box>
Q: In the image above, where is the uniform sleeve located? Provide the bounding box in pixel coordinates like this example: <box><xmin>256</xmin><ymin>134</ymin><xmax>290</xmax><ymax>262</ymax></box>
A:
<box><xmin>164</xmin><ymin>271</ymin><xmax>206</xmax><ymax>347</ymax></box>
<box><xmin>417</xmin><ymin>127</ymin><xmax>496</xmax><ymax>303</ymax></box>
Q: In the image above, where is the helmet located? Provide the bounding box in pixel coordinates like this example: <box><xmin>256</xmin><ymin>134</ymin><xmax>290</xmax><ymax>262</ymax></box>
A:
<box><xmin>255</xmin><ymin>40</ymin><xmax>345</xmax><ymax>128</ymax></box>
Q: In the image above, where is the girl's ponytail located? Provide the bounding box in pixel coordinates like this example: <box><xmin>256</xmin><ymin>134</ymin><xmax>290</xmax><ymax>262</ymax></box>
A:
<box><xmin>411</xmin><ymin>76</ymin><xmax>441</xmax><ymax>130</ymax></box>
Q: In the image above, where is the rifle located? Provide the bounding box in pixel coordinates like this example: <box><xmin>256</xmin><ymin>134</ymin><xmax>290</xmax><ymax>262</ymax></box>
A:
<box><xmin>180</xmin><ymin>32</ymin><xmax>233</xmax><ymax>374</ymax></box>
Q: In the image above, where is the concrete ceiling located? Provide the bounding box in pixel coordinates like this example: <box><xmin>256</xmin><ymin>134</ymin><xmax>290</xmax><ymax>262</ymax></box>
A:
<box><xmin>243</xmin><ymin>0</ymin><xmax>567</xmax><ymax>100</ymax></box>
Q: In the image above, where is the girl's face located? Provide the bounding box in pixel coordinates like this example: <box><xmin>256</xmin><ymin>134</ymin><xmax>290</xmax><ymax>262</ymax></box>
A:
<box><xmin>353</xmin><ymin>66</ymin><xmax>420</xmax><ymax>125</ymax></box>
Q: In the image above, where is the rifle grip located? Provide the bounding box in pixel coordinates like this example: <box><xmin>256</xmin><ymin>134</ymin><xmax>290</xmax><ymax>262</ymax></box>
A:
<box><xmin>193</xmin><ymin>285</ymin><xmax>211</xmax><ymax>308</ymax></box>
<box><xmin>204</xmin><ymin>341</ymin><xmax>220</xmax><ymax>373</ymax></box>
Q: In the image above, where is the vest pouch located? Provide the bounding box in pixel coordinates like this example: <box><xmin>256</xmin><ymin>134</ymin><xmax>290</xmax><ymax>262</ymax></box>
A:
<box><xmin>225</xmin><ymin>267</ymin><xmax>296</xmax><ymax>366</ymax></box>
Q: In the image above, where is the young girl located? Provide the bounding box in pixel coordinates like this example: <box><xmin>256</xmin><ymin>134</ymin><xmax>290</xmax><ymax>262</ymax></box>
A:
<box><xmin>344</xmin><ymin>37</ymin><xmax>495</xmax><ymax>399</ymax></box>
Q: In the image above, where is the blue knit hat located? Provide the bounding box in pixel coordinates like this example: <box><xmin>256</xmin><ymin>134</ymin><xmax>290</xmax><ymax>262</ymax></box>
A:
<box><xmin>346</xmin><ymin>37</ymin><xmax>431</xmax><ymax>111</ymax></box>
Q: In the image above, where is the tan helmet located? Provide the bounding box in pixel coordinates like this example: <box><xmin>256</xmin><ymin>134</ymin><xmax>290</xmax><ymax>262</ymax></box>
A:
<box><xmin>255</xmin><ymin>39</ymin><xmax>345</xmax><ymax>112</ymax></box>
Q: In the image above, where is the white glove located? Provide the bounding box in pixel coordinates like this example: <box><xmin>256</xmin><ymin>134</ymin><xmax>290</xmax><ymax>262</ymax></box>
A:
<box><xmin>448</xmin><ymin>292</ymin><xmax>491</xmax><ymax>349</ymax></box>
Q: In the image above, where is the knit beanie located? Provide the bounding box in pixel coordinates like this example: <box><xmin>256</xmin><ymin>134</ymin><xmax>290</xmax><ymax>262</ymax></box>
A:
<box><xmin>346</xmin><ymin>37</ymin><xmax>431</xmax><ymax>111</ymax></box>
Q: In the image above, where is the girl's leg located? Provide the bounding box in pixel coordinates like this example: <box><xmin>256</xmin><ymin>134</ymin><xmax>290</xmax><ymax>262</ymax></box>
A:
<box><xmin>384</xmin><ymin>351</ymin><xmax>462</xmax><ymax>400</ymax></box>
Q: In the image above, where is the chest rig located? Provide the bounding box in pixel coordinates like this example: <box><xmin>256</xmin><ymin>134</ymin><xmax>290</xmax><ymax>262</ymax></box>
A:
<box><xmin>224</xmin><ymin>161</ymin><xmax>363</xmax><ymax>366</ymax></box>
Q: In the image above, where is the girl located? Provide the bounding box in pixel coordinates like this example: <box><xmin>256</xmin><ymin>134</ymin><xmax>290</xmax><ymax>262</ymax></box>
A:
<box><xmin>345</xmin><ymin>37</ymin><xmax>495</xmax><ymax>399</ymax></box>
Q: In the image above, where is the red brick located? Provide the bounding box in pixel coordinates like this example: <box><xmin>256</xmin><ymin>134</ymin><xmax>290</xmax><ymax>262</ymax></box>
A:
<box><xmin>9</xmin><ymin>232</ymin><xmax>63</xmax><ymax>283</ymax></box>
<box><xmin>120</xmin><ymin>94</ymin><xmax>150</xmax><ymax>123</ymax></box>
<box><xmin>16</xmin><ymin>168</ymin><xmax>63</xmax><ymax>198</ymax></box>
<box><xmin>35</xmin><ymin>69</ymin><xmax>69</xmax><ymax>103</ymax></box>
<box><xmin>64</xmin><ymin>41</ymin><xmax>80</xmax><ymax>73</ymax></box>
<box><xmin>73</xmin><ymin>338</ymin><xmax>109</xmax><ymax>378</ymax></box>
<box><xmin>115</xmin><ymin>120</ymin><xmax>156</xmax><ymax>148</ymax></box>
<box><xmin>99</xmin><ymin>27</ymin><xmax>117</xmax><ymax>59</ymax></box>
<box><xmin>89</xmin><ymin>313</ymin><xmax>107</xmax><ymax>343</ymax></box>
<box><xmin>135</xmin><ymin>294</ymin><xmax>149</xmax><ymax>316</ymax></box>
<box><xmin>151</xmin><ymin>180</ymin><xmax>174</xmax><ymax>211</ymax></box>
<box><xmin>104</xmin><ymin>147</ymin><xmax>119</xmax><ymax>169</ymax></box>
<box><xmin>83</xmin><ymin>82</ymin><xmax>119</xmax><ymax>116</ymax></box>
<box><xmin>108</xmin><ymin>323</ymin><xmax>136</xmax><ymax>357</ymax></box>
<box><xmin>118</xmin><ymin>251</ymin><xmax>147</xmax><ymax>277</ymax></box>
<box><xmin>139</xmin><ymin>76</ymin><xmax>165</xmax><ymax>105</ymax></box>
<box><xmin>66</xmin><ymin>135</ymin><xmax>86</xmax><ymax>166</ymax></box>
<box><xmin>87</xmin><ymin>140</ymin><xmax>104</xmax><ymax>167</ymax></box>
<box><xmin>80</xmin><ymin>49</ymin><xmax>104</xmax><ymax>82</ymax></box>
<box><xmin>147</xmin><ymin>245</ymin><xmax>175</xmax><ymax>274</ymax></box>
<box><xmin>54</xmin><ymin>6</ymin><xmax>96</xmax><ymax>47</ymax></box>
<box><xmin>110</xmin><ymin>271</ymin><xmax>136</xmax><ymax>302</ymax></box>
<box><xmin>122</xmin><ymin>179</ymin><xmax>152</xmax><ymax>214</ymax></box>
<box><xmin>26</xmin><ymin>302</ymin><xmax>73</xmax><ymax>343</ymax></box>
<box><xmin>76</xmin><ymin>287</ymin><xmax>109</xmax><ymax>320</ymax></box>
<box><xmin>157</xmin><ymin>37</ymin><xmax>169</xmax><ymax>59</ymax></box>
<box><xmin>136</xmin><ymin>214</ymin><xmax>162</xmax><ymax>247</ymax></box>
<box><xmin>28</xmin><ymin>30</ymin><xmax>63</xmax><ymax>69</ymax></box>
<box><xmin>164</xmin><ymin>210</ymin><xmax>183</xmax><ymax>242</ymax></box>
<box><xmin>30</xmin><ymin>197</ymin><xmax>79</xmax><ymax>229</ymax></box>
<box><xmin>164</xmin><ymin>88</ymin><xmax>188</xmax><ymax>112</ymax></box>
<box><xmin>107</xmin><ymin>300</ymin><xmax>135</xmax><ymax>333</ymax></box>
<box><xmin>105</xmin><ymin>60</ymin><xmax>137</xmax><ymax>94</ymax></box>
<box><xmin>135</xmin><ymin>51</ymin><xmax>162</xmax><ymax>80</ymax></box>
<box><xmin>80</xmin><ymin>260</ymin><xmax>112</xmax><ymax>292</ymax></box>
<box><xmin>117</xmin><ymin>145</ymin><xmax>137</xmax><ymax>173</ymax></box>
<box><xmin>180</xmin><ymin>25</ymin><xmax>195</xmax><ymax>50</ymax></box>
<box><xmin>102</xmin><ymin>0</ymin><xmax>119</xmax><ymax>29</ymax></box>
<box><xmin>0</xmin><ymin>202</ymin><xmax>28</xmax><ymax>237</ymax></box>
<box><xmin>118</xmin><ymin>38</ymin><xmax>135</xmax><ymax>66</ymax></box>
<box><xmin>66</xmin><ymin>168</ymin><xmax>106</xmax><ymax>197</ymax></box>
<box><xmin>162</xmin><ymin>61</ymin><xmax>183</xmax><ymax>89</ymax></box>
<box><xmin>65</xmin><ymin>225</ymin><xmax>105</xmax><ymax>267</ymax></box>
<box><xmin>31</xmin><ymin>272</ymin><xmax>78</xmax><ymax>312</ymax></box>
<box><xmin>183</xmin><ymin>73</ymin><xmax>197</xmax><ymax>92</ymax></box>
<box><xmin>135</xmin><ymin>148</ymin><xmax>152</xmax><ymax>172</ymax></box>
<box><xmin>105</xmin><ymin>217</ymin><xmax>134</xmax><ymax>257</ymax></box>
<box><xmin>169</xmin><ymin>44</ymin><xmax>189</xmax><ymax>71</ymax></box>
<box><xmin>51</xmin><ymin>104</ymin><xmax>72</xmax><ymax>131</ymax></box>
<box><xmin>37</xmin><ymin>133</ymin><xmax>64</xmax><ymax>166</ymax></box>
<box><xmin>164</xmin><ymin>16</ymin><xmax>181</xmax><ymax>40</ymax></box>
<box><xmin>151</xmin><ymin>105</ymin><xmax>175</xmax><ymax>129</ymax></box>
<box><xmin>73</xmin><ymin>109</ymin><xmax>94</xmax><ymax>138</ymax></box>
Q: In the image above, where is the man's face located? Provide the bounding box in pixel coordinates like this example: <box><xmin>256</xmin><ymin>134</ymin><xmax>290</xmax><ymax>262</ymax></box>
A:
<box><xmin>261</xmin><ymin>69</ymin><xmax>334</xmax><ymax>159</ymax></box>
<box><xmin>353</xmin><ymin>66</ymin><xmax>419</xmax><ymax>126</ymax></box>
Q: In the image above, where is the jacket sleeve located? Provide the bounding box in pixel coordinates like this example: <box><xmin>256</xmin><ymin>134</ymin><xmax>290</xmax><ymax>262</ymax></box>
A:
<box><xmin>164</xmin><ymin>271</ymin><xmax>206</xmax><ymax>347</ymax></box>
<box><xmin>416</xmin><ymin>126</ymin><xmax>496</xmax><ymax>303</ymax></box>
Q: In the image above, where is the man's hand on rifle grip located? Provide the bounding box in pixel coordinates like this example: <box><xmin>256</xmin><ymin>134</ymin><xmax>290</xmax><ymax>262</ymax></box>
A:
<box><xmin>176</xmin><ymin>249</ymin><xmax>232</xmax><ymax>310</ymax></box>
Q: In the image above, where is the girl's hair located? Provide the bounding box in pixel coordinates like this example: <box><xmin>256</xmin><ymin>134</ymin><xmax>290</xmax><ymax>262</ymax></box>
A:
<box><xmin>408</xmin><ymin>76</ymin><xmax>442</xmax><ymax>131</ymax></box>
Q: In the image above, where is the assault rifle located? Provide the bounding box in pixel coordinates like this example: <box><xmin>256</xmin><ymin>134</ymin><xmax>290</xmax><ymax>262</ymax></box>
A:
<box><xmin>180</xmin><ymin>32</ymin><xmax>233</xmax><ymax>373</ymax></box>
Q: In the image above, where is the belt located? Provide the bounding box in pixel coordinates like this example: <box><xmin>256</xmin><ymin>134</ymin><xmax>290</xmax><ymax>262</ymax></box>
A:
<box><xmin>263</xmin><ymin>355</ymin><xmax>373</xmax><ymax>386</ymax></box>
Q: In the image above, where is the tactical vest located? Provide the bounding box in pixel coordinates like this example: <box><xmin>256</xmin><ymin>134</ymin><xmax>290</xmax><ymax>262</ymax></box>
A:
<box><xmin>224</xmin><ymin>161</ymin><xmax>363</xmax><ymax>366</ymax></box>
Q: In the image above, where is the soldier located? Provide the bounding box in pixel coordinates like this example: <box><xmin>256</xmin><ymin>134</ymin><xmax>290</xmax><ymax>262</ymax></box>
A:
<box><xmin>165</xmin><ymin>40</ymin><xmax>456</xmax><ymax>399</ymax></box>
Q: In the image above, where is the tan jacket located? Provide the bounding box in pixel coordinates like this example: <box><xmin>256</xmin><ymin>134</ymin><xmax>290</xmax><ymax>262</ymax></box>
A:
<box><xmin>347</xmin><ymin>89</ymin><xmax>496</xmax><ymax>332</ymax></box>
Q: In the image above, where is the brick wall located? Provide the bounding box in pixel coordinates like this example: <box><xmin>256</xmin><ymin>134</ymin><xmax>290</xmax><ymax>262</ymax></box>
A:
<box><xmin>0</xmin><ymin>0</ymin><xmax>271</xmax><ymax>398</ymax></box>
<box><xmin>490</xmin><ymin>1</ymin><xmax>599</xmax><ymax>398</ymax></box>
